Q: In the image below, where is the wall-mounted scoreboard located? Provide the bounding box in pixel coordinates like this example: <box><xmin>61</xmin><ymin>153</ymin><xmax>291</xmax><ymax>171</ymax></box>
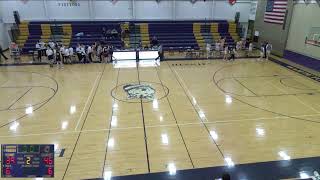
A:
<box><xmin>1</xmin><ymin>144</ymin><xmax>54</xmax><ymax>178</ymax></box>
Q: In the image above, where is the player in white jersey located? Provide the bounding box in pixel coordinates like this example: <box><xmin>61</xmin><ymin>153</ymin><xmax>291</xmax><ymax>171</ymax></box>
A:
<box><xmin>64</xmin><ymin>47</ymin><xmax>71</xmax><ymax>64</ymax></box>
<box><xmin>68</xmin><ymin>47</ymin><xmax>74</xmax><ymax>63</ymax></box>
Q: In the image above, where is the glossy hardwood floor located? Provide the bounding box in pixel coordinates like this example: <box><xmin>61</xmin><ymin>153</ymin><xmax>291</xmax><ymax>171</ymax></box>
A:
<box><xmin>0</xmin><ymin>58</ymin><xmax>320</xmax><ymax>180</ymax></box>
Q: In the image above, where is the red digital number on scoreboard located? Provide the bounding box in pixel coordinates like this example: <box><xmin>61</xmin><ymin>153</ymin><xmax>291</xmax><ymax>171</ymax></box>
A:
<box><xmin>6</xmin><ymin>156</ymin><xmax>15</xmax><ymax>165</ymax></box>
<box><xmin>5</xmin><ymin>167</ymin><xmax>11</xmax><ymax>175</ymax></box>
<box><xmin>47</xmin><ymin>167</ymin><xmax>53</xmax><ymax>176</ymax></box>
<box><xmin>43</xmin><ymin>157</ymin><xmax>53</xmax><ymax>165</ymax></box>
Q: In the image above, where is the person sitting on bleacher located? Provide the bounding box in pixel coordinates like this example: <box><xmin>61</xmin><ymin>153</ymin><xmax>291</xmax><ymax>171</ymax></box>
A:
<box><xmin>111</xmin><ymin>28</ymin><xmax>118</xmax><ymax>39</ymax></box>
<box><xmin>220</xmin><ymin>37</ymin><xmax>226</xmax><ymax>51</ymax></box>
<box><xmin>236</xmin><ymin>41</ymin><xmax>241</xmax><ymax>51</ymax></box>
<box><xmin>151</xmin><ymin>36</ymin><xmax>158</xmax><ymax>48</ymax></box>
<box><xmin>102</xmin><ymin>27</ymin><xmax>107</xmax><ymax>40</ymax></box>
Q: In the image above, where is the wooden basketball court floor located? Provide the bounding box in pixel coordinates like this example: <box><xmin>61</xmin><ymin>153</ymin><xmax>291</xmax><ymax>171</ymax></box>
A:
<box><xmin>0</xmin><ymin>58</ymin><xmax>320</xmax><ymax>179</ymax></box>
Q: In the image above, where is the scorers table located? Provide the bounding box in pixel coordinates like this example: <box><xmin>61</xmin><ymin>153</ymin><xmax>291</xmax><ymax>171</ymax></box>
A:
<box><xmin>1</xmin><ymin>144</ymin><xmax>54</xmax><ymax>178</ymax></box>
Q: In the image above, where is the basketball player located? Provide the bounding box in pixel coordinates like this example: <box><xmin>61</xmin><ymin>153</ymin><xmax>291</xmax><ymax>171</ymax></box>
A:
<box><xmin>76</xmin><ymin>44</ymin><xmax>81</xmax><ymax>62</ymax></box>
<box><xmin>55</xmin><ymin>48</ymin><xmax>63</xmax><ymax>69</ymax></box>
<box><xmin>68</xmin><ymin>46</ymin><xmax>74</xmax><ymax>63</ymax></box>
<box><xmin>64</xmin><ymin>46</ymin><xmax>71</xmax><ymax>64</ymax></box>
<box><xmin>80</xmin><ymin>44</ymin><xmax>86</xmax><ymax>63</ymax></box>
<box><xmin>215</xmin><ymin>41</ymin><xmax>220</xmax><ymax>57</ymax></box>
<box><xmin>35</xmin><ymin>41</ymin><xmax>42</xmax><ymax>61</ymax></box>
<box><xmin>206</xmin><ymin>43</ymin><xmax>211</xmax><ymax>59</ymax></box>
<box><xmin>97</xmin><ymin>44</ymin><xmax>103</xmax><ymax>62</ymax></box>
<box><xmin>46</xmin><ymin>47</ymin><xmax>54</xmax><ymax>67</ymax></box>
<box><xmin>223</xmin><ymin>45</ymin><xmax>228</xmax><ymax>61</ymax></box>
<box><xmin>87</xmin><ymin>45</ymin><xmax>93</xmax><ymax>63</ymax></box>
<box><xmin>229</xmin><ymin>46</ymin><xmax>236</xmax><ymax>61</ymax></box>
<box><xmin>220</xmin><ymin>37</ymin><xmax>226</xmax><ymax>51</ymax></box>
<box><xmin>266</xmin><ymin>42</ymin><xmax>272</xmax><ymax>60</ymax></box>
<box><xmin>60</xmin><ymin>45</ymin><xmax>65</xmax><ymax>63</ymax></box>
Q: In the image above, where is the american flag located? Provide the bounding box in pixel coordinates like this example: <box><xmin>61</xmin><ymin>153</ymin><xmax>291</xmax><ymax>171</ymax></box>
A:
<box><xmin>264</xmin><ymin>0</ymin><xmax>288</xmax><ymax>25</ymax></box>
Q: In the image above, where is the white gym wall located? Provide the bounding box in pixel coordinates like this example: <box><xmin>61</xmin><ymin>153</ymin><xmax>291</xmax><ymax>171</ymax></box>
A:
<box><xmin>0</xmin><ymin>2</ymin><xmax>9</xmax><ymax>49</ymax></box>
<box><xmin>0</xmin><ymin>0</ymin><xmax>256</xmax><ymax>23</ymax></box>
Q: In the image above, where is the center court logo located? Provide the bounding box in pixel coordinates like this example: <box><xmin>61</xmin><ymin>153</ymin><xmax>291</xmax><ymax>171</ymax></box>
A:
<box><xmin>123</xmin><ymin>83</ymin><xmax>155</xmax><ymax>100</ymax></box>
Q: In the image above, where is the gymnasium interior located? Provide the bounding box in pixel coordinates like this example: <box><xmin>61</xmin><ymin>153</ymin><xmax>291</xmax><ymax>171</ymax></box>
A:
<box><xmin>0</xmin><ymin>0</ymin><xmax>319</xmax><ymax>179</ymax></box>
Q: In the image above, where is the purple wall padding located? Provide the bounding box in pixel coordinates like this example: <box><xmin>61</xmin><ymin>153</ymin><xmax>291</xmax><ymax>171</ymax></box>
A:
<box><xmin>284</xmin><ymin>50</ymin><xmax>320</xmax><ymax>72</ymax></box>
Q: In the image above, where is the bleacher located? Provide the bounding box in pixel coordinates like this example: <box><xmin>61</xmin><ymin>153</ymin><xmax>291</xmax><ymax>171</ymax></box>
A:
<box><xmin>15</xmin><ymin>20</ymin><xmax>240</xmax><ymax>54</ymax></box>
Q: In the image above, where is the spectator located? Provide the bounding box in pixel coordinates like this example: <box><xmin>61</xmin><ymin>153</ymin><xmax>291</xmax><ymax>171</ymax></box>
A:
<box><xmin>111</xmin><ymin>28</ymin><xmax>118</xmax><ymax>39</ymax></box>
<box><xmin>236</xmin><ymin>41</ymin><xmax>241</xmax><ymax>51</ymax></box>
<box><xmin>102</xmin><ymin>27</ymin><xmax>107</xmax><ymax>40</ymax></box>
<box><xmin>151</xmin><ymin>36</ymin><xmax>158</xmax><ymax>47</ymax></box>
<box><xmin>245</xmin><ymin>38</ymin><xmax>250</xmax><ymax>49</ymax></box>
<box><xmin>222</xmin><ymin>173</ymin><xmax>231</xmax><ymax>180</ymax></box>
<box><xmin>139</xmin><ymin>40</ymin><xmax>143</xmax><ymax>49</ymax></box>
<box><xmin>106</xmin><ymin>29</ymin><xmax>111</xmax><ymax>40</ymax></box>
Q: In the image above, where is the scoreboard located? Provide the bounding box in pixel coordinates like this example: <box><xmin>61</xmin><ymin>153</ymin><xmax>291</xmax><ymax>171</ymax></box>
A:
<box><xmin>1</xmin><ymin>144</ymin><xmax>54</xmax><ymax>178</ymax></box>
